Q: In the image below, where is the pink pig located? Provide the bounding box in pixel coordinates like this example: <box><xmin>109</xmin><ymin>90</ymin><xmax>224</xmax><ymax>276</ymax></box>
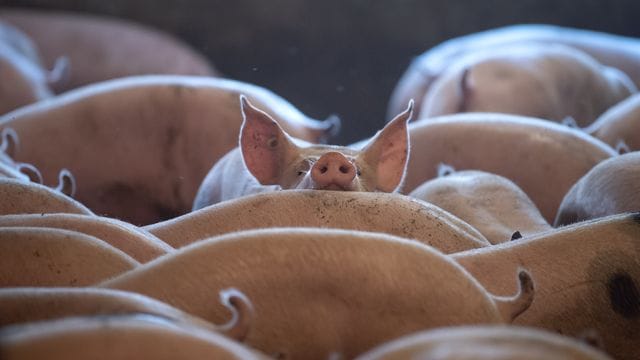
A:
<box><xmin>193</xmin><ymin>96</ymin><xmax>413</xmax><ymax>209</ymax></box>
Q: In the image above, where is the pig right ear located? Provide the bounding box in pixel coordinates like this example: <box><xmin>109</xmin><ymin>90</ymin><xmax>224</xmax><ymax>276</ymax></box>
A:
<box><xmin>239</xmin><ymin>95</ymin><xmax>298</xmax><ymax>185</ymax></box>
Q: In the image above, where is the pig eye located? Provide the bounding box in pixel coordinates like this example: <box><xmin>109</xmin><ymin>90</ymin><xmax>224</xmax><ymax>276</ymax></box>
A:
<box><xmin>356</xmin><ymin>169</ymin><xmax>362</xmax><ymax>176</ymax></box>
<box><xmin>297</xmin><ymin>171</ymin><xmax>304</xmax><ymax>176</ymax></box>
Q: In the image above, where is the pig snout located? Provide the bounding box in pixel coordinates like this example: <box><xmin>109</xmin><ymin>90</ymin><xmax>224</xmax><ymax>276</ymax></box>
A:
<box><xmin>311</xmin><ymin>152</ymin><xmax>356</xmax><ymax>190</ymax></box>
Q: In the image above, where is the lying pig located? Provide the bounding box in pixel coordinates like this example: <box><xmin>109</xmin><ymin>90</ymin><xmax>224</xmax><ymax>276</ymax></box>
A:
<box><xmin>418</xmin><ymin>43</ymin><xmax>635</xmax><ymax>127</ymax></box>
<box><xmin>193</xmin><ymin>97</ymin><xmax>412</xmax><ymax>208</ymax></box>
<box><xmin>586</xmin><ymin>93</ymin><xmax>640</xmax><ymax>152</ymax></box>
<box><xmin>388</xmin><ymin>24</ymin><xmax>640</xmax><ymax>119</ymax></box>
<box><xmin>555</xmin><ymin>152</ymin><xmax>640</xmax><ymax>226</ymax></box>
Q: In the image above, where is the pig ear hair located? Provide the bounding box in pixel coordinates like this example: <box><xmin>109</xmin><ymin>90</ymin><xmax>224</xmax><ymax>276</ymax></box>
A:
<box><xmin>239</xmin><ymin>95</ymin><xmax>297</xmax><ymax>185</ymax></box>
<box><xmin>361</xmin><ymin>100</ymin><xmax>413</xmax><ymax>192</ymax></box>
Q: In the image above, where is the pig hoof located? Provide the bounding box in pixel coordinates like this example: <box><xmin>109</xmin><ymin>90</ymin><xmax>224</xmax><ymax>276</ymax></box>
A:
<box><xmin>216</xmin><ymin>288</ymin><xmax>254</xmax><ymax>342</ymax></box>
<box><xmin>493</xmin><ymin>268</ymin><xmax>535</xmax><ymax>323</ymax></box>
<box><xmin>510</xmin><ymin>231</ymin><xmax>523</xmax><ymax>241</ymax></box>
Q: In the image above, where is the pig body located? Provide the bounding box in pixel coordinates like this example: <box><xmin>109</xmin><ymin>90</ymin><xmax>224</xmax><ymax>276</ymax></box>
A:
<box><xmin>453</xmin><ymin>213</ymin><xmax>640</xmax><ymax>360</ymax></box>
<box><xmin>149</xmin><ymin>190</ymin><xmax>489</xmax><ymax>251</ymax></box>
<box><xmin>389</xmin><ymin>24</ymin><xmax>640</xmax><ymax>119</ymax></box>
<box><xmin>356</xmin><ymin>325</ymin><xmax>612</xmax><ymax>360</ymax></box>
<box><xmin>101</xmin><ymin>228</ymin><xmax>533</xmax><ymax>359</ymax></box>
<box><xmin>193</xmin><ymin>97</ymin><xmax>411</xmax><ymax>208</ymax></box>
<box><xmin>586</xmin><ymin>93</ymin><xmax>640</xmax><ymax>152</ymax></box>
<box><xmin>0</xmin><ymin>9</ymin><xmax>216</xmax><ymax>93</ymax></box>
<box><xmin>0</xmin><ymin>214</ymin><xmax>173</xmax><ymax>263</ymax></box>
<box><xmin>0</xmin><ymin>75</ymin><xmax>337</xmax><ymax>225</ymax></box>
<box><xmin>555</xmin><ymin>152</ymin><xmax>640</xmax><ymax>226</ymax></box>
<box><xmin>0</xmin><ymin>314</ymin><xmax>265</xmax><ymax>360</ymax></box>
<box><xmin>0</xmin><ymin>287</ymin><xmax>253</xmax><ymax>342</ymax></box>
<box><xmin>0</xmin><ymin>178</ymin><xmax>92</xmax><ymax>216</ymax></box>
<box><xmin>398</xmin><ymin>113</ymin><xmax>616</xmax><ymax>223</ymax></box>
<box><xmin>410</xmin><ymin>170</ymin><xmax>551</xmax><ymax>244</ymax></box>
<box><xmin>418</xmin><ymin>43</ymin><xmax>635</xmax><ymax>126</ymax></box>
<box><xmin>0</xmin><ymin>37</ymin><xmax>52</xmax><ymax>114</ymax></box>
<box><xmin>0</xmin><ymin>227</ymin><xmax>138</xmax><ymax>287</ymax></box>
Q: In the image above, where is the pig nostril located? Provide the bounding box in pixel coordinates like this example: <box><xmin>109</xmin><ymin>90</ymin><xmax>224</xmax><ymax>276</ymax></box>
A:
<box><xmin>339</xmin><ymin>165</ymin><xmax>350</xmax><ymax>174</ymax></box>
<box><xmin>320</xmin><ymin>166</ymin><xmax>328</xmax><ymax>174</ymax></box>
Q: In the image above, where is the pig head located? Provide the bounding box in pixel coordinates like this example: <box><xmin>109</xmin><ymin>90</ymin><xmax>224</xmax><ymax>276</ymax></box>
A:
<box><xmin>193</xmin><ymin>96</ymin><xmax>412</xmax><ymax>208</ymax></box>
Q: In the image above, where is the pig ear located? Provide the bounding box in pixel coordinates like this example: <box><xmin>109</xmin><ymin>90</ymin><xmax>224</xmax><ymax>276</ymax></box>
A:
<box><xmin>361</xmin><ymin>100</ymin><xmax>413</xmax><ymax>192</ymax></box>
<box><xmin>239</xmin><ymin>95</ymin><xmax>298</xmax><ymax>185</ymax></box>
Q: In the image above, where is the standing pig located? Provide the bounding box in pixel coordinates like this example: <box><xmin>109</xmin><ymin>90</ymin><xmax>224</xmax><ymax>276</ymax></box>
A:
<box><xmin>101</xmin><ymin>227</ymin><xmax>534</xmax><ymax>360</ymax></box>
<box><xmin>388</xmin><ymin>24</ymin><xmax>640</xmax><ymax>119</ymax></box>
<box><xmin>452</xmin><ymin>213</ymin><xmax>640</xmax><ymax>360</ymax></box>
<box><xmin>409</xmin><ymin>170</ymin><xmax>551</xmax><ymax>244</ymax></box>
<box><xmin>0</xmin><ymin>75</ymin><xmax>338</xmax><ymax>225</ymax></box>
<box><xmin>586</xmin><ymin>93</ymin><xmax>640</xmax><ymax>152</ymax></box>
<box><xmin>555</xmin><ymin>152</ymin><xmax>640</xmax><ymax>226</ymax></box>
<box><xmin>0</xmin><ymin>8</ymin><xmax>215</xmax><ymax>93</ymax></box>
<box><xmin>356</xmin><ymin>326</ymin><xmax>612</xmax><ymax>360</ymax></box>
<box><xmin>418</xmin><ymin>43</ymin><xmax>635</xmax><ymax>127</ymax></box>
<box><xmin>193</xmin><ymin>97</ymin><xmax>412</xmax><ymax>208</ymax></box>
<box><xmin>397</xmin><ymin>113</ymin><xmax>616</xmax><ymax>223</ymax></box>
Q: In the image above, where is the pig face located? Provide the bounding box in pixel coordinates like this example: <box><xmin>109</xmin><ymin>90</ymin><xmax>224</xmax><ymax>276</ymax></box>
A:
<box><xmin>239</xmin><ymin>96</ymin><xmax>413</xmax><ymax>193</ymax></box>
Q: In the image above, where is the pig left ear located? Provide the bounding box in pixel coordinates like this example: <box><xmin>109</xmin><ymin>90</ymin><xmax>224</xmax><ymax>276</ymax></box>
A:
<box><xmin>361</xmin><ymin>100</ymin><xmax>413</xmax><ymax>192</ymax></box>
<box><xmin>239</xmin><ymin>95</ymin><xmax>298</xmax><ymax>185</ymax></box>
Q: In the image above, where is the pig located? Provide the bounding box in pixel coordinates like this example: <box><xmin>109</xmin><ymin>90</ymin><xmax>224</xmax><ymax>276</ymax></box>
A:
<box><xmin>388</xmin><ymin>24</ymin><xmax>640</xmax><ymax>119</ymax></box>
<box><xmin>0</xmin><ymin>178</ymin><xmax>93</xmax><ymax>216</ymax></box>
<box><xmin>193</xmin><ymin>96</ymin><xmax>411</xmax><ymax>208</ymax></box>
<box><xmin>417</xmin><ymin>43</ymin><xmax>635</xmax><ymax>126</ymax></box>
<box><xmin>148</xmin><ymin>190</ymin><xmax>489</xmax><ymax>250</ymax></box>
<box><xmin>0</xmin><ymin>41</ymin><xmax>52</xmax><ymax>115</ymax></box>
<box><xmin>0</xmin><ymin>75</ymin><xmax>338</xmax><ymax>225</ymax></box>
<box><xmin>452</xmin><ymin>212</ymin><xmax>640</xmax><ymax>360</ymax></box>
<box><xmin>101</xmin><ymin>227</ymin><xmax>534</xmax><ymax>359</ymax></box>
<box><xmin>397</xmin><ymin>113</ymin><xmax>616</xmax><ymax>223</ymax></box>
<box><xmin>356</xmin><ymin>325</ymin><xmax>612</xmax><ymax>360</ymax></box>
<box><xmin>0</xmin><ymin>287</ymin><xmax>253</xmax><ymax>342</ymax></box>
<box><xmin>0</xmin><ymin>227</ymin><xmax>138</xmax><ymax>287</ymax></box>
<box><xmin>0</xmin><ymin>313</ymin><xmax>267</xmax><ymax>360</ymax></box>
<box><xmin>555</xmin><ymin>152</ymin><xmax>640</xmax><ymax>226</ymax></box>
<box><xmin>409</xmin><ymin>170</ymin><xmax>551</xmax><ymax>244</ymax></box>
<box><xmin>0</xmin><ymin>8</ymin><xmax>217</xmax><ymax>93</ymax></box>
<box><xmin>0</xmin><ymin>213</ymin><xmax>174</xmax><ymax>263</ymax></box>
<box><xmin>586</xmin><ymin>93</ymin><xmax>640</xmax><ymax>152</ymax></box>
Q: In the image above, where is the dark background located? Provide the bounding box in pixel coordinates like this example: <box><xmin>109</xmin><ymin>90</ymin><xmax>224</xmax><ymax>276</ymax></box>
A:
<box><xmin>2</xmin><ymin>0</ymin><xmax>640</xmax><ymax>144</ymax></box>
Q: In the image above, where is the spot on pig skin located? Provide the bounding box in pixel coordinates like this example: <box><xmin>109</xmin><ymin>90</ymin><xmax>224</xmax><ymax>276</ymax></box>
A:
<box><xmin>608</xmin><ymin>272</ymin><xmax>640</xmax><ymax>319</ymax></box>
